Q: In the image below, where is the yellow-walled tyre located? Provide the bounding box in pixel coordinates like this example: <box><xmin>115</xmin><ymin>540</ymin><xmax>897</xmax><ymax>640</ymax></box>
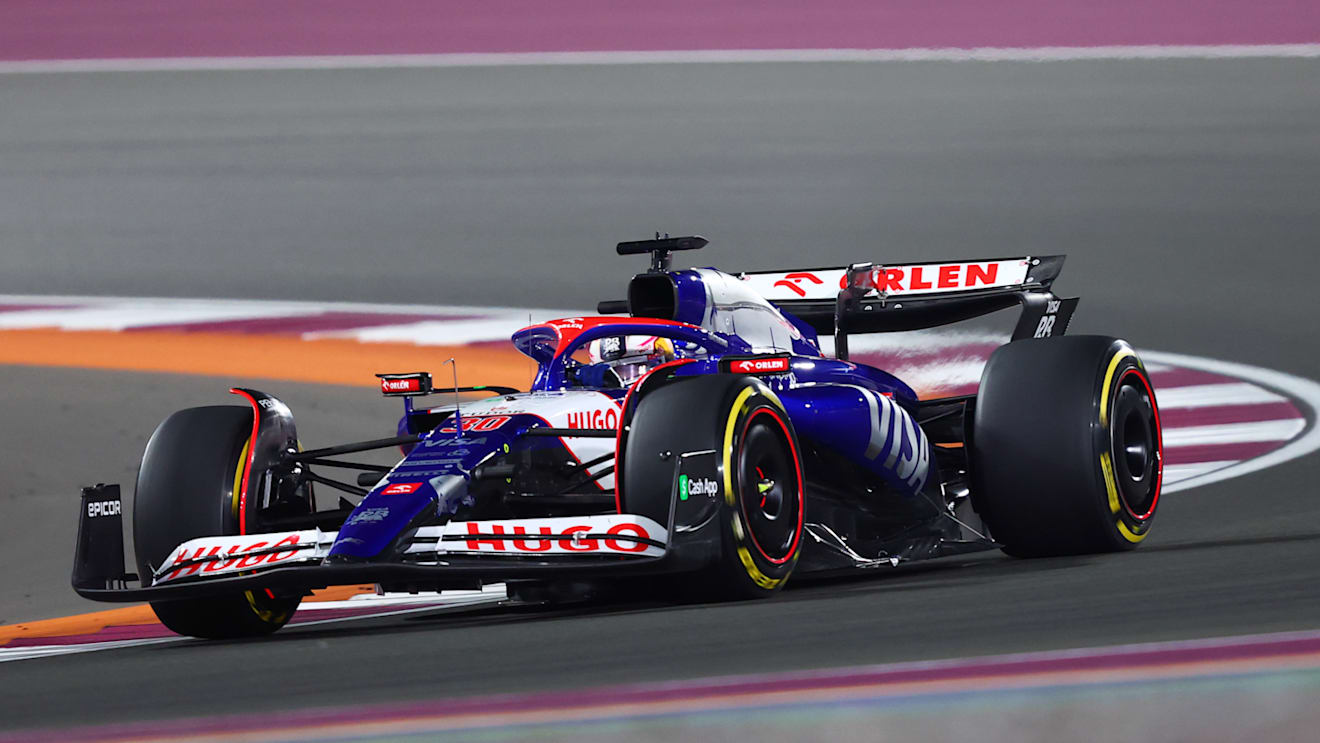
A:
<box><xmin>971</xmin><ymin>336</ymin><xmax>1163</xmax><ymax>557</ymax></box>
<box><xmin>622</xmin><ymin>375</ymin><xmax>804</xmax><ymax>599</ymax></box>
<box><xmin>133</xmin><ymin>406</ymin><xmax>301</xmax><ymax>638</ymax></box>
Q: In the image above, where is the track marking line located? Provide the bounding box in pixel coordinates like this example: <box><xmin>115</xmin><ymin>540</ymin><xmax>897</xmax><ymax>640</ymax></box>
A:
<box><xmin>1162</xmin><ymin>460</ymin><xmax>1236</xmax><ymax>482</ymax></box>
<box><xmin>1163</xmin><ymin>419</ymin><xmax>1306</xmax><ymax>447</ymax></box>
<box><xmin>1143</xmin><ymin>351</ymin><xmax>1320</xmax><ymax>494</ymax></box>
<box><xmin>309</xmin><ymin>317</ymin><xmax>554</xmax><ymax>345</ymax></box>
<box><xmin>1</xmin><ymin>44</ymin><xmax>1318</xmax><ymax>74</ymax></box>
<box><xmin>0</xmin><ymin>637</ymin><xmax>178</xmax><ymax>664</ymax></box>
<box><xmin>0</xmin><ymin>303</ymin><xmax>300</xmax><ymax>331</ymax></box>
<box><xmin>1154</xmin><ymin>382</ymin><xmax>1289</xmax><ymax>409</ymax></box>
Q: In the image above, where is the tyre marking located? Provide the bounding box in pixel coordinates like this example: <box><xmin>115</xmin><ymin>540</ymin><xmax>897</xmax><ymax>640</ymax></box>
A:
<box><xmin>230</xmin><ymin>436</ymin><xmax>250</xmax><ymax>522</ymax></box>
<box><xmin>721</xmin><ymin>388</ymin><xmax>758</xmax><ymax>508</ymax></box>
<box><xmin>1117</xmin><ymin>521</ymin><xmax>1147</xmax><ymax>543</ymax></box>
<box><xmin>1101</xmin><ymin>357</ymin><xmax>1157</xmax><ymax>542</ymax></box>
<box><xmin>1101</xmin><ymin>451</ymin><xmax>1122</xmax><ymax>517</ymax></box>
<box><xmin>1100</xmin><ymin>347</ymin><xmax>1142</xmax><ymax>542</ymax></box>
<box><xmin>721</xmin><ymin>386</ymin><xmax>786</xmax><ymax>591</ymax></box>
<box><xmin>243</xmin><ymin>590</ymin><xmax>290</xmax><ymax>625</ymax></box>
<box><xmin>1099</xmin><ymin>348</ymin><xmax>1137</xmax><ymax>429</ymax></box>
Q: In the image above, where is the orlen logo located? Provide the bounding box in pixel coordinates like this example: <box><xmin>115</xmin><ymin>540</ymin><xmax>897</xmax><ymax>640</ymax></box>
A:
<box><xmin>729</xmin><ymin>357</ymin><xmax>790</xmax><ymax>375</ymax></box>
<box><xmin>843</xmin><ymin>262</ymin><xmax>1004</xmax><ymax>293</ymax></box>
<box><xmin>551</xmin><ymin>317</ymin><xmax>585</xmax><ymax>330</ymax></box>
<box><xmin>86</xmin><ymin>500</ymin><xmax>121</xmax><ymax>518</ymax></box>
<box><xmin>381</xmin><ymin>482</ymin><xmax>423</xmax><ymax>495</ymax></box>
<box><xmin>772</xmin><ymin>272</ymin><xmax>824</xmax><ymax>297</ymax></box>
<box><xmin>463</xmin><ymin>522</ymin><xmax>651</xmax><ymax>553</ymax></box>
<box><xmin>567</xmin><ymin>408</ymin><xmax>620</xmax><ymax>429</ymax></box>
<box><xmin>381</xmin><ymin>377</ymin><xmax>421</xmax><ymax>393</ymax></box>
<box><xmin>162</xmin><ymin>534</ymin><xmax>302</xmax><ymax>581</ymax></box>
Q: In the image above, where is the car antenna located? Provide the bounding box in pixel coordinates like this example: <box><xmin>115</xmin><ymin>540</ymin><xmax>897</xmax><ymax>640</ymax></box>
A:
<box><xmin>442</xmin><ymin>357</ymin><xmax>462</xmax><ymax>437</ymax></box>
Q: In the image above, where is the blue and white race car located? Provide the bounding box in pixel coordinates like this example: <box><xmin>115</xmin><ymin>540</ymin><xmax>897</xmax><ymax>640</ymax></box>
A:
<box><xmin>73</xmin><ymin>236</ymin><xmax>1164</xmax><ymax>638</ymax></box>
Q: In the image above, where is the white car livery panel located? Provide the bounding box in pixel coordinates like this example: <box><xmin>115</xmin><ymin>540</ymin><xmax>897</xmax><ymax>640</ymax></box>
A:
<box><xmin>740</xmin><ymin>259</ymin><xmax>1032</xmax><ymax>302</ymax></box>
<box><xmin>430</xmin><ymin>391</ymin><xmax>623</xmax><ymax>489</ymax></box>
<box><xmin>153</xmin><ymin>514</ymin><xmax>669</xmax><ymax>584</ymax></box>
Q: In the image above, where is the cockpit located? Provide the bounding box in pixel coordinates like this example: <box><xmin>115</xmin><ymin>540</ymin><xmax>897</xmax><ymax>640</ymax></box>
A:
<box><xmin>511</xmin><ymin>317</ymin><xmax>737</xmax><ymax>392</ymax></box>
<box><xmin>573</xmin><ymin>335</ymin><xmax>679</xmax><ymax>388</ymax></box>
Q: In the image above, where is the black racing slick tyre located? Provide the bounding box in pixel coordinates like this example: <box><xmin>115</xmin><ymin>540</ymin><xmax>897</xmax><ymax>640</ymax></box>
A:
<box><xmin>133</xmin><ymin>406</ymin><xmax>301</xmax><ymax>638</ymax></box>
<box><xmin>622</xmin><ymin>375</ymin><xmax>805</xmax><ymax>599</ymax></box>
<box><xmin>971</xmin><ymin>336</ymin><xmax>1163</xmax><ymax>557</ymax></box>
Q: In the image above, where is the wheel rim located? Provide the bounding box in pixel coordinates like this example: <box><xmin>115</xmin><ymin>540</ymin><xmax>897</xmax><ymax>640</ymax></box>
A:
<box><xmin>1109</xmin><ymin>369</ymin><xmax>1161</xmax><ymax>520</ymax></box>
<box><xmin>736</xmin><ymin>410</ymin><xmax>802</xmax><ymax>564</ymax></box>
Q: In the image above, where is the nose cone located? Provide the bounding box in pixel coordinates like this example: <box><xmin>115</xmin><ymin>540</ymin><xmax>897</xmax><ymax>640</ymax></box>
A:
<box><xmin>327</xmin><ymin>480</ymin><xmax>451</xmax><ymax>560</ymax></box>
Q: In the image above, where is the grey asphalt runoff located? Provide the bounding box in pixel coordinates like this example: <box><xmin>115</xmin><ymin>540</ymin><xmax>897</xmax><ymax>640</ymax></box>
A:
<box><xmin>1</xmin><ymin>58</ymin><xmax>1319</xmax><ymax>732</ymax></box>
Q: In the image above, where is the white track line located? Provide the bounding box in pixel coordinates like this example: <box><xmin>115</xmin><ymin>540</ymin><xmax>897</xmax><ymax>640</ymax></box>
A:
<box><xmin>0</xmin><ymin>593</ymin><xmax>508</xmax><ymax>664</ymax></box>
<box><xmin>1143</xmin><ymin>351</ymin><xmax>1320</xmax><ymax>494</ymax></box>
<box><xmin>1163</xmin><ymin>419</ymin><xmax>1306</xmax><ymax>447</ymax></box>
<box><xmin>1163</xmin><ymin>461</ymin><xmax>1236</xmax><ymax>483</ymax></box>
<box><xmin>0</xmin><ymin>303</ymin><xmax>293</xmax><ymax>331</ymax></box>
<box><xmin>1154</xmin><ymin>382</ymin><xmax>1288</xmax><ymax>409</ymax></box>
<box><xmin>0</xmin><ymin>637</ymin><xmax>178</xmax><ymax>663</ymax></box>
<box><xmin>0</xmin><ymin>293</ymin><xmax>574</xmax><ymax>321</ymax></box>
<box><xmin>2</xmin><ymin>45</ymin><xmax>1318</xmax><ymax>75</ymax></box>
<box><xmin>310</xmin><ymin>316</ymin><xmax>558</xmax><ymax>345</ymax></box>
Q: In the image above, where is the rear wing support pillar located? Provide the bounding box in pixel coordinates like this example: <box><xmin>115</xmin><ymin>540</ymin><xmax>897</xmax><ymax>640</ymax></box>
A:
<box><xmin>833</xmin><ymin>262</ymin><xmax>876</xmax><ymax>361</ymax></box>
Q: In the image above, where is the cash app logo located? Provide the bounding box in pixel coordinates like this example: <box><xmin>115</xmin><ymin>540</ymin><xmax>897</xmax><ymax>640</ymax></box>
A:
<box><xmin>679</xmin><ymin>474</ymin><xmax>690</xmax><ymax>501</ymax></box>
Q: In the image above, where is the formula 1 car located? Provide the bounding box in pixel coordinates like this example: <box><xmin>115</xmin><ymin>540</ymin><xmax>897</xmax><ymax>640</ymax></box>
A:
<box><xmin>73</xmin><ymin>236</ymin><xmax>1163</xmax><ymax>638</ymax></box>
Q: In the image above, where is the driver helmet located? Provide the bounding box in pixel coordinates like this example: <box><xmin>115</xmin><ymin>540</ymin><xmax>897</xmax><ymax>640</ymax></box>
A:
<box><xmin>586</xmin><ymin>335</ymin><xmax>676</xmax><ymax>386</ymax></box>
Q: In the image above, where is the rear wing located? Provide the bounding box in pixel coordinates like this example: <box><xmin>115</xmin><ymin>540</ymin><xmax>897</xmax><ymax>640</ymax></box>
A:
<box><xmin>741</xmin><ymin>256</ymin><xmax>1077</xmax><ymax>360</ymax></box>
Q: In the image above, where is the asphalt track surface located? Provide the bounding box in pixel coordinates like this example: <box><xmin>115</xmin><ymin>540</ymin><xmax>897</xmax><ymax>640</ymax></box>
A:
<box><xmin>3</xmin><ymin>59</ymin><xmax>1319</xmax><ymax>381</ymax></box>
<box><xmin>1</xmin><ymin>58</ymin><xmax>1319</xmax><ymax>732</ymax></box>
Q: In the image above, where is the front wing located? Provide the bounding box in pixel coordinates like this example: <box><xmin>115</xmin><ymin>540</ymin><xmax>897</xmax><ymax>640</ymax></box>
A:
<box><xmin>73</xmin><ymin>485</ymin><xmax>678</xmax><ymax>603</ymax></box>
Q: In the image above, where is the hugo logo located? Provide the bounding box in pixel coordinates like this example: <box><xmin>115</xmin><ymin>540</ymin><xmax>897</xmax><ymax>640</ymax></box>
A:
<box><xmin>163</xmin><ymin>534</ymin><xmax>303</xmax><ymax>581</ymax></box>
<box><xmin>461</xmin><ymin>522</ymin><xmax>650</xmax><ymax>553</ymax></box>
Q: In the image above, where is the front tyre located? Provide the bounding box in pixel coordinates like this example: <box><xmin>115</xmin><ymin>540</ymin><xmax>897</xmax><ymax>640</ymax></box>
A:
<box><xmin>133</xmin><ymin>406</ymin><xmax>301</xmax><ymax>638</ymax></box>
<box><xmin>971</xmin><ymin>336</ymin><xmax>1163</xmax><ymax>557</ymax></box>
<box><xmin>622</xmin><ymin>375</ymin><xmax>804</xmax><ymax>599</ymax></box>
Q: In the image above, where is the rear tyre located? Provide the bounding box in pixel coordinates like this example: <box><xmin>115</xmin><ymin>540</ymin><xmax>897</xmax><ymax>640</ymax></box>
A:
<box><xmin>971</xmin><ymin>336</ymin><xmax>1163</xmax><ymax>557</ymax></box>
<box><xmin>623</xmin><ymin>375</ymin><xmax>804</xmax><ymax>599</ymax></box>
<box><xmin>133</xmin><ymin>406</ymin><xmax>301</xmax><ymax>638</ymax></box>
